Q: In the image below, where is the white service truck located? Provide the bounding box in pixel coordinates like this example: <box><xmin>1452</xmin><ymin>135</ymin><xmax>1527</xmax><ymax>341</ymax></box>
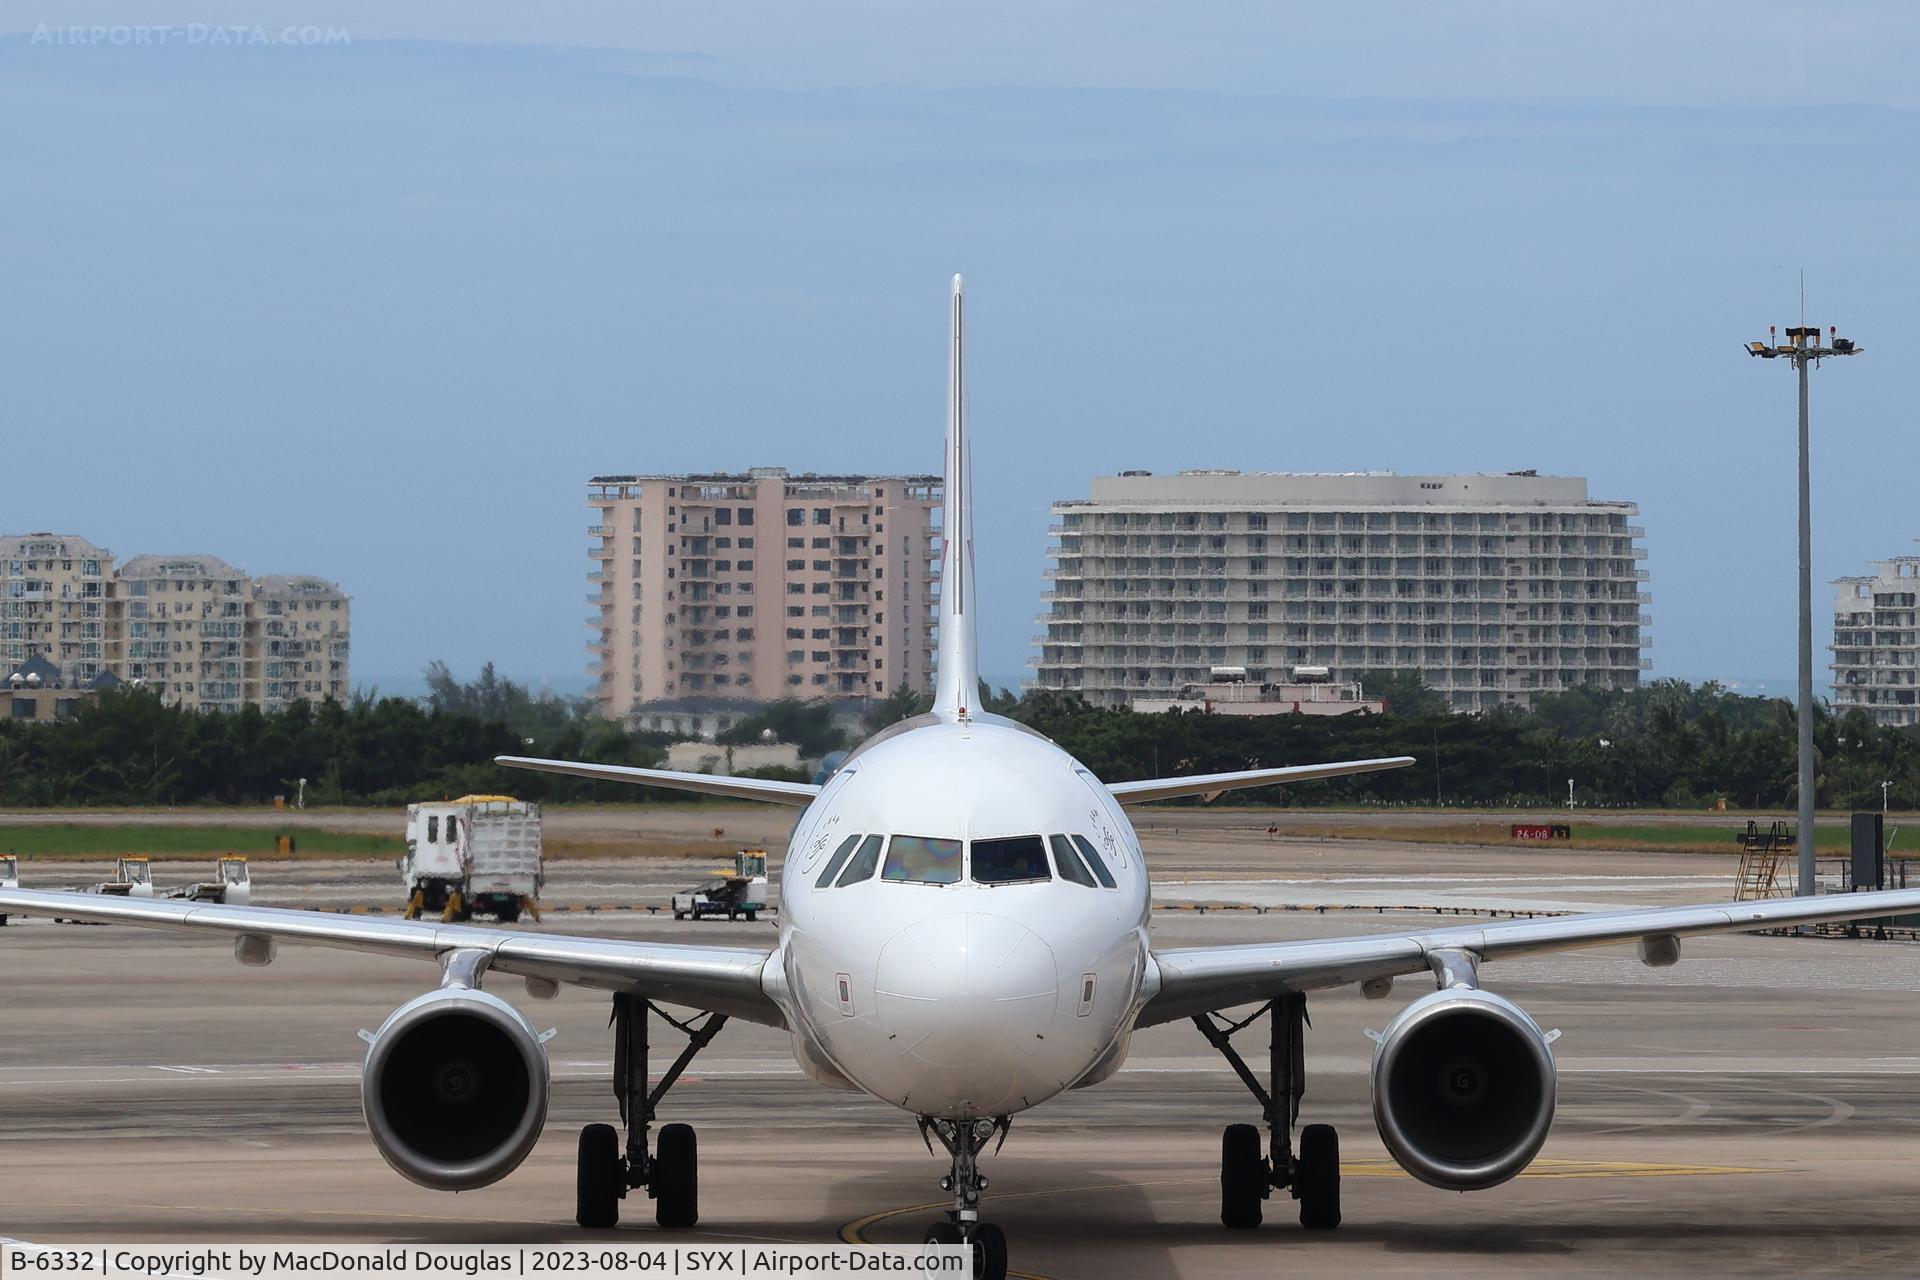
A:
<box><xmin>671</xmin><ymin>850</ymin><xmax>771</xmax><ymax>922</ymax></box>
<box><xmin>403</xmin><ymin>795</ymin><xmax>543</xmax><ymax>923</ymax></box>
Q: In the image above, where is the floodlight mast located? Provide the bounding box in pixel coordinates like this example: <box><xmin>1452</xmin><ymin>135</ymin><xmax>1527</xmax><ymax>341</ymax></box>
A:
<box><xmin>1745</xmin><ymin>323</ymin><xmax>1864</xmax><ymax>896</ymax></box>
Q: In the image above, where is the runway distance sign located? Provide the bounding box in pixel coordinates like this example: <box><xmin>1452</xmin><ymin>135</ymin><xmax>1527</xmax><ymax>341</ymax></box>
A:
<box><xmin>1510</xmin><ymin>823</ymin><xmax>1572</xmax><ymax>841</ymax></box>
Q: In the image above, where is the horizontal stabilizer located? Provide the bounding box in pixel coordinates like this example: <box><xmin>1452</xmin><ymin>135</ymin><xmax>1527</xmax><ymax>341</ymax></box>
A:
<box><xmin>495</xmin><ymin>756</ymin><xmax>821</xmax><ymax>806</ymax></box>
<box><xmin>1106</xmin><ymin>755</ymin><xmax>1416</xmax><ymax>805</ymax></box>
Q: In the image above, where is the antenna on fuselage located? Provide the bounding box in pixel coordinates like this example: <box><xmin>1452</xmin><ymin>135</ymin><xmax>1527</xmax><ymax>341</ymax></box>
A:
<box><xmin>931</xmin><ymin>273</ymin><xmax>979</xmax><ymax>722</ymax></box>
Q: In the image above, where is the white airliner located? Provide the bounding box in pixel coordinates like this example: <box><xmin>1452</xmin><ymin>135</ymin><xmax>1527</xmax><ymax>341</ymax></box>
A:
<box><xmin>6</xmin><ymin>277</ymin><xmax>1920</xmax><ymax>1279</ymax></box>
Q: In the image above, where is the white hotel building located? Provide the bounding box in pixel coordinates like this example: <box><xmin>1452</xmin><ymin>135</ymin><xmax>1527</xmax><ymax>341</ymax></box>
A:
<box><xmin>1032</xmin><ymin>471</ymin><xmax>1650</xmax><ymax>712</ymax></box>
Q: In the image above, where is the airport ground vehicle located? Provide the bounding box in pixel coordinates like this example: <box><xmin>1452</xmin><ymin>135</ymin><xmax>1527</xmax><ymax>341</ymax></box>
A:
<box><xmin>6</xmin><ymin>280</ymin><xmax>1920</xmax><ymax>1280</ymax></box>
<box><xmin>402</xmin><ymin>795</ymin><xmax>543</xmax><ymax>922</ymax></box>
<box><xmin>43</xmin><ymin>856</ymin><xmax>156</xmax><ymax>923</ymax></box>
<box><xmin>166</xmin><ymin>855</ymin><xmax>252</xmax><ymax>905</ymax></box>
<box><xmin>94</xmin><ymin>855</ymin><xmax>155</xmax><ymax>897</ymax></box>
<box><xmin>671</xmin><ymin>851</ymin><xmax>770</xmax><ymax>921</ymax></box>
<box><xmin>0</xmin><ymin>853</ymin><xmax>15</xmax><ymax>924</ymax></box>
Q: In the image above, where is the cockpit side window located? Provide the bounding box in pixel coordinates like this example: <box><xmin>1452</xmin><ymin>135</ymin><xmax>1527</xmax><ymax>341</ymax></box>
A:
<box><xmin>1069</xmin><ymin>834</ymin><xmax>1119</xmax><ymax>888</ymax></box>
<box><xmin>814</xmin><ymin>833</ymin><xmax>864</xmax><ymax>888</ymax></box>
<box><xmin>1049</xmin><ymin>835</ymin><xmax>1099</xmax><ymax>887</ymax></box>
<box><xmin>834</xmin><ymin>834</ymin><xmax>885</xmax><ymax>887</ymax></box>
<box><xmin>881</xmin><ymin>835</ymin><xmax>963</xmax><ymax>884</ymax></box>
<box><xmin>971</xmin><ymin>835</ymin><xmax>1051</xmax><ymax>884</ymax></box>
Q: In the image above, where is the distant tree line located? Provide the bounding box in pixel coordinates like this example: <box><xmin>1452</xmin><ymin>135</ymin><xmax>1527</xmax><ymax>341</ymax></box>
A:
<box><xmin>4</xmin><ymin>663</ymin><xmax>1920</xmax><ymax>810</ymax></box>
<box><xmin>871</xmin><ymin>676</ymin><xmax>1920</xmax><ymax>812</ymax></box>
<box><xmin>0</xmin><ymin>667</ymin><xmax>672</xmax><ymax>807</ymax></box>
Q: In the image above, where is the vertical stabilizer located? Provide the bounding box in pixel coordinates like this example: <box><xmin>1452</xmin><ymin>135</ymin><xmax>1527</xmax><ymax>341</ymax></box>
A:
<box><xmin>932</xmin><ymin>273</ymin><xmax>979</xmax><ymax>720</ymax></box>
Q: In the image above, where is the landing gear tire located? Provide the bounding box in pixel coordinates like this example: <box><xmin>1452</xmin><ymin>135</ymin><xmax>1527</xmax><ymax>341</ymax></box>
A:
<box><xmin>576</xmin><ymin>1123</ymin><xmax>623</xmax><ymax>1229</ymax></box>
<box><xmin>1220</xmin><ymin>1123</ymin><xmax>1265</xmax><ymax>1229</ymax></box>
<box><xmin>1295</xmin><ymin>1123</ymin><xmax>1340</xmax><ymax>1230</ymax></box>
<box><xmin>653</xmin><ymin>1122</ymin><xmax>699</xmax><ymax>1229</ymax></box>
<box><xmin>922</xmin><ymin>1223</ymin><xmax>960</xmax><ymax>1246</ymax></box>
<box><xmin>972</xmin><ymin>1223</ymin><xmax>1008</xmax><ymax>1280</ymax></box>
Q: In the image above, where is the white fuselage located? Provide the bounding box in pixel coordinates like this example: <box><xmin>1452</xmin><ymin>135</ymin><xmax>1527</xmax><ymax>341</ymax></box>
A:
<box><xmin>765</xmin><ymin>713</ymin><xmax>1151</xmax><ymax>1119</ymax></box>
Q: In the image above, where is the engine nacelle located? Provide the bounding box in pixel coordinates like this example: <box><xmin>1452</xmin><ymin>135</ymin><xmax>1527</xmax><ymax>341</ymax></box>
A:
<box><xmin>360</xmin><ymin>987</ymin><xmax>550</xmax><ymax>1191</ymax></box>
<box><xmin>1370</xmin><ymin>987</ymin><xmax>1556</xmax><ymax>1191</ymax></box>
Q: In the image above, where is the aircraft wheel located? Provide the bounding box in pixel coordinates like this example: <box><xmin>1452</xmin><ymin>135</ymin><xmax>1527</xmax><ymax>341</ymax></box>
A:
<box><xmin>973</xmin><ymin>1223</ymin><xmax>1008</xmax><ymax>1280</ymax></box>
<box><xmin>576</xmin><ymin>1123</ymin><xmax>623</xmax><ymax>1229</ymax></box>
<box><xmin>1220</xmin><ymin>1123</ymin><xmax>1265</xmax><ymax>1229</ymax></box>
<box><xmin>1296</xmin><ymin>1124</ymin><xmax>1341</xmax><ymax>1230</ymax></box>
<box><xmin>922</xmin><ymin>1222</ymin><xmax>960</xmax><ymax>1246</ymax></box>
<box><xmin>654</xmin><ymin>1122</ymin><xmax>699</xmax><ymax>1229</ymax></box>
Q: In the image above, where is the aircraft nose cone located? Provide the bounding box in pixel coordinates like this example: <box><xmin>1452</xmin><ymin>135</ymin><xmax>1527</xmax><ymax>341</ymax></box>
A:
<box><xmin>875</xmin><ymin>912</ymin><xmax>1058</xmax><ymax>1070</ymax></box>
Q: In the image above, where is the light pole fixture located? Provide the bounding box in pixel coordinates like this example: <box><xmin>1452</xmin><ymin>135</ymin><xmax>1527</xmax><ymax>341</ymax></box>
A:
<box><xmin>1746</xmin><ymin>322</ymin><xmax>1864</xmax><ymax>895</ymax></box>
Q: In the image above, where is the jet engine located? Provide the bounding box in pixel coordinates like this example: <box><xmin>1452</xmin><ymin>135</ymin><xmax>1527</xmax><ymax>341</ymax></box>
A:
<box><xmin>360</xmin><ymin>987</ymin><xmax>550</xmax><ymax>1190</ymax></box>
<box><xmin>1369</xmin><ymin>987</ymin><xmax>1556</xmax><ymax>1191</ymax></box>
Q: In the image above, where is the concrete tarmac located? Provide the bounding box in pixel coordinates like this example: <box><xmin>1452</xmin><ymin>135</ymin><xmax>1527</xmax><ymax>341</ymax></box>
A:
<box><xmin>4</xmin><ymin>842</ymin><xmax>1919</xmax><ymax>1276</ymax></box>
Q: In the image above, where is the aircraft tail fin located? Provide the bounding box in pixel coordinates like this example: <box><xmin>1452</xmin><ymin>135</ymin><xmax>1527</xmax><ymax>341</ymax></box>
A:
<box><xmin>931</xmin><ymin>273</ymin><xmax>979</xmax><ymax>720</ymax></box>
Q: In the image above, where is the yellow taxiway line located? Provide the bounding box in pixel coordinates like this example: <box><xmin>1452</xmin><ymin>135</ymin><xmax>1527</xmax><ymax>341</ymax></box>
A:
<box><xmin>838</xmin><ymin>1159</ymin><xmax>1775</xmax><ymax>1279</ymax></box>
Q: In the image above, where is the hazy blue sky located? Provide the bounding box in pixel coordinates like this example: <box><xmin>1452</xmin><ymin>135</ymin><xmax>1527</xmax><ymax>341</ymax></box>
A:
<box><xmin>3</xmin><ymin>3</ymin><xmax>1917</xmax><ymax>693</ymax></box>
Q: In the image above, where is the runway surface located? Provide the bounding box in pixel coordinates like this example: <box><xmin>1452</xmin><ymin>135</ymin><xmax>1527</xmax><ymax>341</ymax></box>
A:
<box><xmin>4</xmin><ymin>833</ymin><xmax>1919</xmax><ymax>1276</ymax></box>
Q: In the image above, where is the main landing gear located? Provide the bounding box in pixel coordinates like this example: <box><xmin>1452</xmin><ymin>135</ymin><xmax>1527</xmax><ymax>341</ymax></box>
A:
<box><xmin>1194</xmin><ymin>992</ymin><xmax>1340</xmax><ymax>1232</ymax></box>
<box><xmin>918</xmin><ymin>1116</ymin><xmax>1012</xmax><ymax>1280</ymax></box>
<box><xmin>577</xmin><ymin>991</ymin><xmax>728</xmax><ymax>1230</ymax></box>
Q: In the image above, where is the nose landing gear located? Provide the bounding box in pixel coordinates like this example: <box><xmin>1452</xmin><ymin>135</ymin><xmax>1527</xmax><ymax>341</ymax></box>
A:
<box><xmin>576</xmin><ymin>992</ymin><xmax>728</xmax><ymax>1230</ymax></box>
<box><xmin>1195</xmin><ymin>993</ymin><xmax>1341</xmax><ymax>1231</ymax></box>
<box><xmin>918</xmin><ymin>1116</ymin><xmax>1011</xmax><ymax>1280</ymax></box>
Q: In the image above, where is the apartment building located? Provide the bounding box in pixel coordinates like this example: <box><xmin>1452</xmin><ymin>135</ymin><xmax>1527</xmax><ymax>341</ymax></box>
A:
<box><xmin>2</xmin><ymin>533</ymin><xmax>350</xmax><ymax>713</ymax></box>
<box><xmin>0</xmin><ymin>533</ymin><xmax>115</xmax><ymax>688</ymax></box>
<box><xmin>1032</xmin><ymin>471</ymin><xmax>1650</xmax><ymax>712</ymax></box>
<box><xmin>588</xmin><ymin>469</ymin><xmax>941</xmax><ymax>720</ymax></box>
<box><xmin>253</xmin><ymin>575</ymin><xmax>355</xmax><ymax>708</ymax></box>
<box><xmin>1831</xmin><ymin>556</ymin><xmax>1920</xmax><ymax>727</ymax></box>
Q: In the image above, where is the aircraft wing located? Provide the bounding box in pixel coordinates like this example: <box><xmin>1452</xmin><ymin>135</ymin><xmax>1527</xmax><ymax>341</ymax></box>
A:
<box><xmin>1137</xmin><ymin>886</ymin><xmax>1920</xmax><ymax>1027</ymax></box>
<box><xmin>496</xmin><ymin>755</ymin><xmax>821</xmax><ymax>806</ymax></box>
<box><xmin>1106</xmin><ymin>756</ymin><xmax>1415</xmax><ymax>805</ymax></box>
<box><xmin>0</xmin><ymin>888</ymin><xmax>785</xmax><ymax>1027</ymax></box>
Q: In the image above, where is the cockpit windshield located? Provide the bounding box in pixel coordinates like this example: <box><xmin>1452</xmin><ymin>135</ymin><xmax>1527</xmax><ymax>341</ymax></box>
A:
<box><xmin>1069</xmin><ymin>834</ymin><xmax>1118</xmax><ymax>888</ymax></box>
<box><xmin>970</xmin><ymin>835</ymin><xmax>1051</xmax><ymax>885</ymax></box>
<box><xmin>835</xmin><ymin>834</ymin><xmax>885</xmax><ymax>887</ymax></box>
<box><xmin>815</xmin><ymin>834</ymin><xmax>864</xmax><ymax>889</ymax></box>
<box><xmin>1049</xmin><ymin>835</ymin><xmax>1098</xmax><ymax>887</ymax></box>
<box><xmin>881</xmin><ymin>835</ymin><xmax>963</xmax><ymax>885</ymax></box>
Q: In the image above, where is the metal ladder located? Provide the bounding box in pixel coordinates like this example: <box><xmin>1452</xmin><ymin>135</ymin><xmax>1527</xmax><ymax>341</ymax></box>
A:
<box><xmin>1734</xmin><ymin>820</ymin><xmax>1793</xmax><ymax>900</ymax></box>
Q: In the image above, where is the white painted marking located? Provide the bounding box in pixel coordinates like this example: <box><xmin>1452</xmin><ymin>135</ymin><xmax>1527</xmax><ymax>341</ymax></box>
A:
<box><xmin>150</xmin><ymin>1064</ymin><xmax>220</xmax><ymax>1074</ymax></box>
